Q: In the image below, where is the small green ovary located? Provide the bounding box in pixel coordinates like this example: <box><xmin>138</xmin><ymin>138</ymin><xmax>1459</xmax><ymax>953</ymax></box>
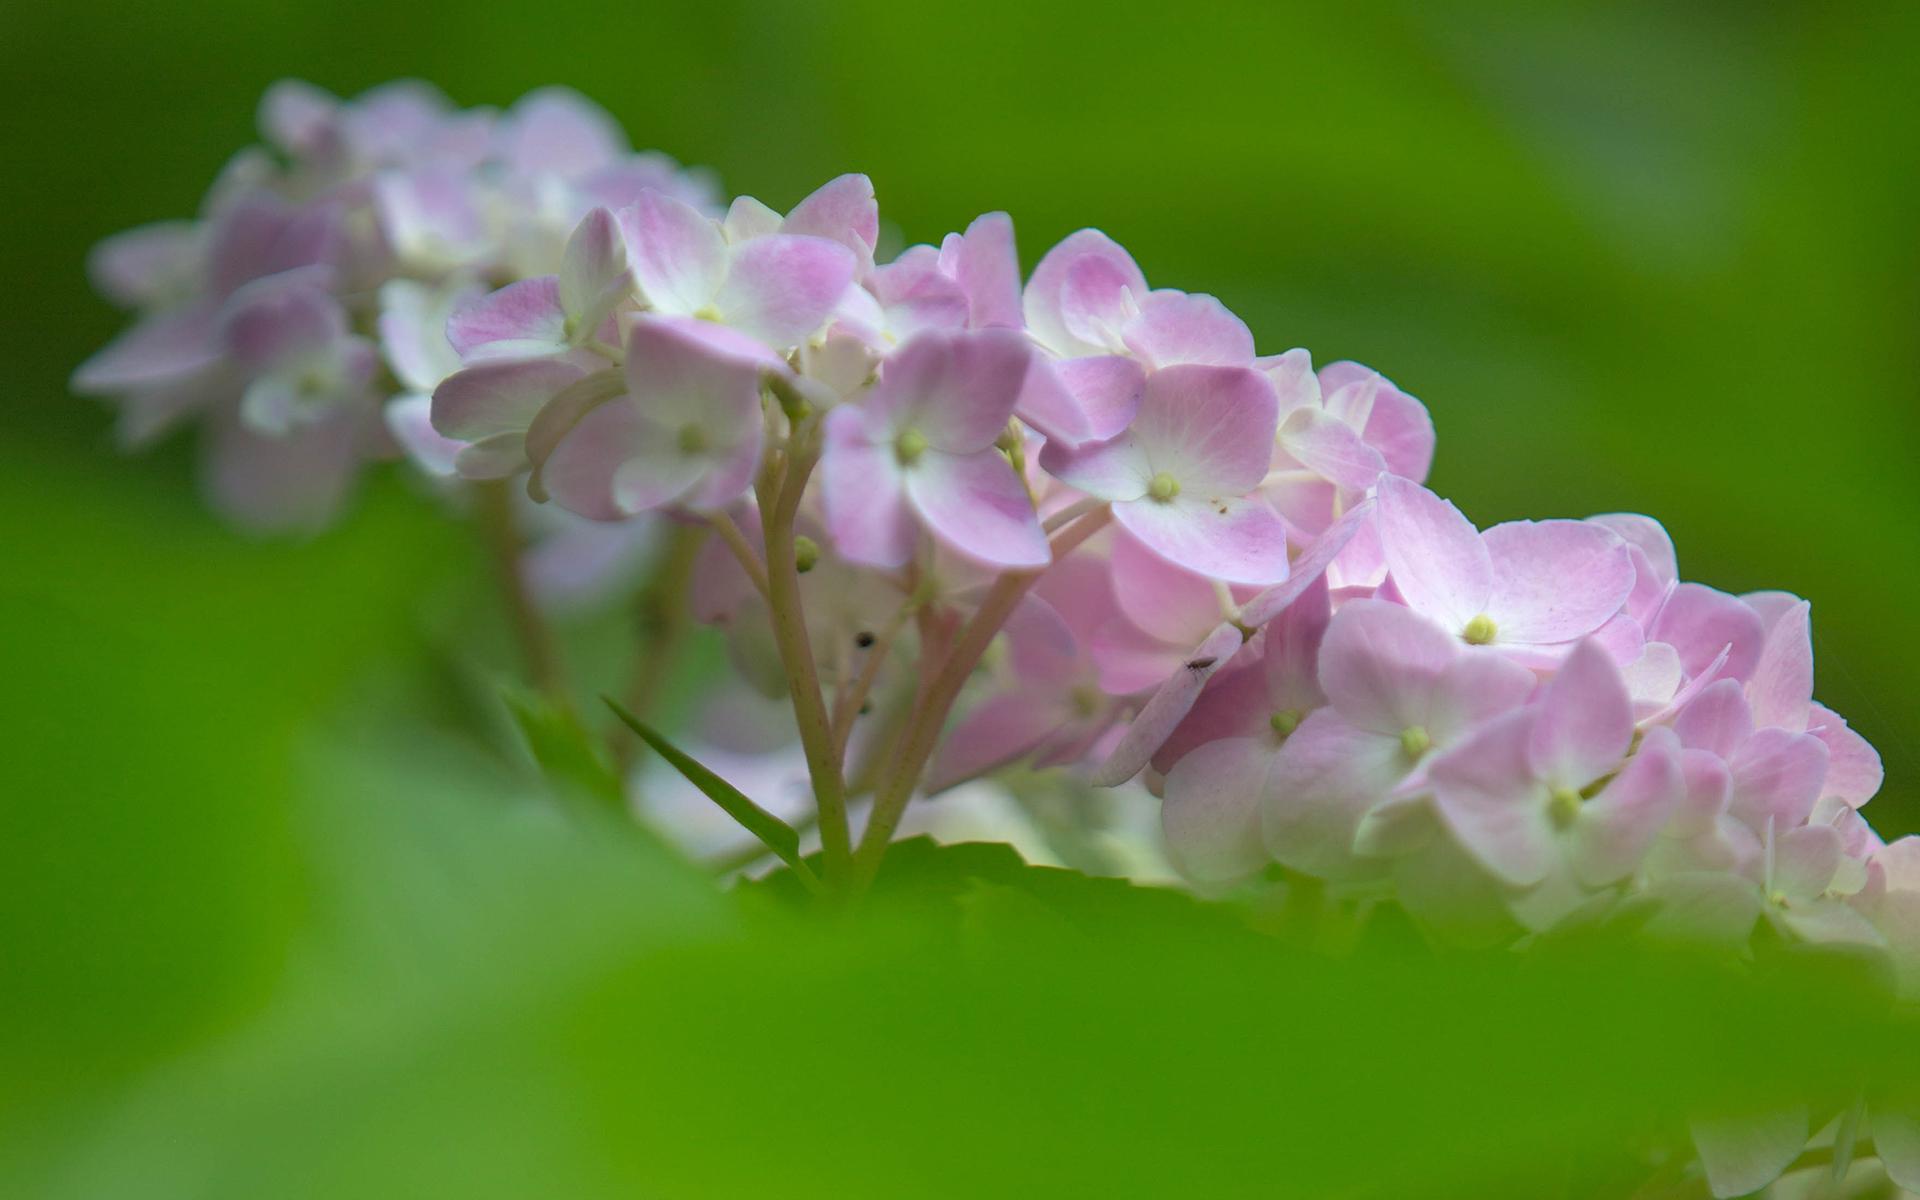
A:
<box><xmin>1398</xmin><ymin>725</ymin><xmax>1431</xmax><ymax>759</ymax></box>
<box><xmin>1269</xmin><ymin>709</ymin><xmax>1303</xmax><ymax>738</ymax></box>
<box><xmin>1147</xmin><ymin>471</ymin><xmax>1180</xmax><ymax>502</ymax></box>
<box><xmin>895</xmin><ymin>428</ymin><xmax>929</xmax><ymax>466</ymax></box>
<box><xmin>677</xmin><ymin>424</ymin><xmax>709</xmax><ymax>454</ymax></box>
<box><xmin>1547</xmin><ymin>786</ymin><xmax>1582</xmax><ymax>830</ymax></box>
<box><xmin>1462</xmin><ymin>614</ymin><xmax>1497</xmax><ymax>645</ymax></box>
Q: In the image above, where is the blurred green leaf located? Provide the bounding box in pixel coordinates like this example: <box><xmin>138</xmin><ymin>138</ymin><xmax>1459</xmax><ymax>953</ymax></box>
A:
<box><xmin>503</xmin><ymin>687</ymin><xmax>624</xmax><ymax>812</ymax></box>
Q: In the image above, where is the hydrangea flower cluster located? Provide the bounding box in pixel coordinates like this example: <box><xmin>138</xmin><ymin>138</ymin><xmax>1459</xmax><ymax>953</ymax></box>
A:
<box><xmin>74</xmin><ymin>79</ymin><xmax>714</xmax><ymax>534</ymax></box>
<box><xmin>78</xmin><ymin>83</ymin><xmax>1910</xmax><ymax>1002</ymax></box>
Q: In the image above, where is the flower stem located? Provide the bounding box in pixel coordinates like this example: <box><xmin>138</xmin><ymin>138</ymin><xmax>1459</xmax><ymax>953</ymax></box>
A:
<box><xmin>847</xmin><ymin>507</ymin><xmax>1111</xmax><ymax>891</ymax></box>
<box><xmin>707</xmin><ymin>511</ymin><xmax>770</xmax><ymax>602</ymax></box>
<box><xmin>755</xmin><ymin>431</ymin><xmax>854</xmax><ymax>883</ymax></box>
<box><xmin>474</xmin><ymin>479</ymin><xmax>566</xmax><ymax>701</ymax></box>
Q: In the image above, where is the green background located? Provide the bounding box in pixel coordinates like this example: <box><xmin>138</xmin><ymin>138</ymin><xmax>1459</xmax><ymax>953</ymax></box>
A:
<box><xmin>4</xmin><ymin>2</ymin><xmax>1917</xmax><ymax>1195</ymax></box>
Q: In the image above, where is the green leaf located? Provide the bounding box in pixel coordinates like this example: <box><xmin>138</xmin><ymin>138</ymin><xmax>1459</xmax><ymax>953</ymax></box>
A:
<box><xmin>601</xmin><ymin>696</ymin><xmax>820</xmax><ymax>892</ymax></box>
<box><xmin>503</xmin><ymin>687</ymin><xmax>625</xmax><ymax>812</ymax></box>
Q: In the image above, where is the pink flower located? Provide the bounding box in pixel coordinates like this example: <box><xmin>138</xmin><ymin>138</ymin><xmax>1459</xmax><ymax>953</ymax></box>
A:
<box><xmin>818</xmin><ymin>329</ymin><xmax>1048</xmax><ymax>569</ymax></box>
<box><xmin>928</xmin><ymin>577</ymin><xmax>1123</xmax><ymax>793</ymax></box>
<box><xmin>539</xmin><ymin>318</ymin><xmax>784</xmax><ymax>519</ymax></box>
<box><xmin>1375</xmin><ymin>475</ymin><xmax>1637</xmax><ymax>666</ymax></box>
<box><xmin>1263</xmin><ymin>355</ymin><xmax>1434</xmax><ymax>535</ymax></box>
<box><xmin>722</xmin><ymin>173</ymin><xmax>880</xmax><ymax>277</ymax></box>
<box><xmin>1250</xmin><ymin>599</ymin><xmax>1537</xmax><ymax>881</ymax></box>
<box><xmin>446</xmin><ymin>207</ymin><xmax>635</xmax><ymax>360</ymax></box>
<box><xmin>617</xmin><ymin>187</ymin><xmax>858</xmax><ymax>350</ymax></box>
<box><xmin>1088</xmin><ymin>504</ymin><xmax>1373</xmax><ymax>787</ymax></box>
<box><xmin>865</xmin><ymin>211</ymin><xmax>1022</xmax><ymax>340</ymax></box>
<box><xmin>1424</xmin><ymin>642</ymin><xmax>1685</xmax><ymax>929</ymax></box>
<box><xmin>1040</xmin><ymin>364</ymin><xmax>1290</xmax><ymax>584</ymax></box>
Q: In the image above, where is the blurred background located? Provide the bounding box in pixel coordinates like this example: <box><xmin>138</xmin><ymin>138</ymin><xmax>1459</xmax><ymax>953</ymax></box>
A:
<box><xmin>4</xmin><ymin>1</ymin><xmax>1917</xmax><ymax>1195</ymax></box>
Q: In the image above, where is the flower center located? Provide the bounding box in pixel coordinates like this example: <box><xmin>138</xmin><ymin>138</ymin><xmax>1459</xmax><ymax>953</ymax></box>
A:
<box><xmin>693</xmin><ymin>304</ymin><xmax>725</xmax><ymax>323</ymax></box>
<box><xmin>1147</xmin><ymin>471</ymin><xmax>1180</xmax><ymax>502</ymax></box>
<box><xmin>1462</xmin><ymin>613</ymin><xmax>1497</xmax><ymax>645</ymax></box>
<box><xmin>677</xmin><ymin>424</ymin><xmax>709</xmax><ymax>454</ymax></box>
<box><xmin>895</xmin><ymin>428</ymin><xmax>929</xmax><ymax>466</ymax></box>
<box><xmin>1548</xmin><ymin>786</ymin><xmax>1581</xmax><ymax>830</ymax></box>
<box><xmin>1269</xmin><ymin>709</ymin><xmax>1303</xmax><ymax>739</ymax></box>
<box><xmin>1398</xmin><ymin>725</ymin><xmax>1431</xmax><ymax>759</ymax></box>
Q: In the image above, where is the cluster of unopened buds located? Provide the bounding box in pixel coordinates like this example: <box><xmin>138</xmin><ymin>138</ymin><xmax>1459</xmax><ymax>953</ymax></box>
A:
<box><xmin>79</xmin><ymin>87</ymin><xmax>1917</xmax><ymax>1175</ymax></box>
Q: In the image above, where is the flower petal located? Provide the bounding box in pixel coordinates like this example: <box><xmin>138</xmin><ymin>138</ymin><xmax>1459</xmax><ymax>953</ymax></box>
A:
<box><xmin>1316</xmin><ymin>599</ymin><xmax>1462</xmax><ymax>735</ymax></box>
<box><xmin>1264</xmin><ymin>712</ymin><xmax>1409</xmax><ymax>880</ymax></box>
<box><xmin>716</xmin><ymin>233</ymin><xmax>858</xmax><ymax>349</ymax></box>
<box><xmin>559</xmin><ymin>206</ymin><xmax>634</xmax><ymax>336</ymax></box>
<box><xmin>1571</xmin><ymin>726</ymin><xmax>1683</xmax><ymax>886</ymax></box>
<box><xmin>1650</xmin><ymin>583</ymin><xmax>1767</xmax><ymax>683</ymax></box>
<box><xmin>1130</xmin><ymin>364</ymin><xmax>1277</xmax><ymax>496</ymax></box>
<box><xmin>1113</xmin><ymin>492</ymin><xmax>1291</xmax><ymax>586</ymax></box>
<box><xmin>447</xmin><ymin>277</ymin><xmax>568</xmax><ymax>359</ymax></box>
<box><xmin>1161</xmin><ymin>736</ymin><xmax>1273</xmax><ymax>882</ymax></box>
<box><xmin>1092</xmin><ymin>622</ymin><xmax>1246</xmax><ymax>786</ymax></box>
<box><xmin>432</xmin><ymin>356</ymin><xmax>588</xmax><ymax>442</ymax></box>
<box><xmin>1428</xmin><ymin>709</ymin><xmax>1557</xmax><ymax>887</ymax></box>
<box><xmin>1483</xmin><ymin>519</ymin><xmax>1634</xmax><ymax>647</ymax></box>
<box><xmin>1276</xmin><ymin>407</ymin><xmax>1387</xmax><ymax>491</ymax></box>
<box><xmin>867</xmin><ymin>329</ymin><xmax>1031</xmax><ymax>453</ymax></box>
<box><xmin>1120</xmin><ymin>290</ymin><xmax>1254</xmax><ymax>368</ymax></box>
<box><xmin>619</xmin><ymin>189</ymin><xmax>726</xmax><ymax>316</ymax></box>
<box><xmin>781</xmin><ymin>173</ymin><xmax>878</xmax><ymax>268</ymax></box>
<box><xmin>1747</xmin><ymin>598</ymin><xmax>1813</xmax><ymax>732</ymax></box>
<box><xmin>946</xmin><ymin>210</ymin><xmax>1022</xmax><ymax>329</ymax></box>
<box><xmin>818</xmin><ymin>406</ymin><xmax>915</xmax><ymax>567</ymax></box>
<box><xmin>1529</xmin><ymin>639</ymin><xmax>1634</xmax><ymax>787</ymax></box>
<box><xmin>1375</xmin><ymin>475</ymin><xmax>1490</xmax><ymax>634</ymax></box>
<box><xmin>904</xmin><ymin>449</ymin><xmax>1048</xmax><ymax>569</ymax></box>
<box><xmin>1023</xmin><ymin>229</ymin><xmax>1147</xmax><ymax>358</ymax></box>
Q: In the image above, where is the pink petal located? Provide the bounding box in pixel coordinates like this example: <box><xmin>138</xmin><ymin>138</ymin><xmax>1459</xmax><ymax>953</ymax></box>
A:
<box><xmin>1089</xmin><ymin>617</ymin><xmax>1189</xmax><ymax>695</ymax></box>
<box><xmin>1674</xmin><ymin>678</ymin><xmax>1756</xmax><ymax>759</ymax></box>
<box><xmin>559</xmin><ymin>207</ymin><xmax>634</xmax><ymax>335</ymax></box>
<box><xmin>946</xmin><ymin>210</ymin><xmax>1022</xmax><ymax>329</ymax></box>
<box><xmin>1375</xmin><ymin>475</ymin><xmax>1490</xmax><ymax>632</ymax></box>
<box><xmin>453</xmin><ymin>433</ymin><xmax>531</xmax><ymax>480</ymax></box>
<box><xmin>87</xmin><ymin>220</ymin><xmax>202</xmax><ymax>309</ymax></box>
<box><xmin>432</xmin><ymin>356</ymin><xmax>587</xmax><ymax>442</ymax></box>
<box><xmin>818</xmin><ymin>406</ymin><xmax>915</xmax><ymax>567</ymax></box>
<box><xmin>905</xmin><ymin>448</ymin><xmax>1049</xmax><ymax>569</ymax></box>
<box><xmin>716</xmin><ymin>233</ymin><xmax>858</xmax><ymax>348</ymax></box>
<box><xmin>1022</xmin><ymin>229</ymin><xmax>1146</xmax><ymax>358</ymax></box>
<box><xmin>542</xmin><ymin>401</ymin><xmax>671</xmax><ymax>520</ymax></box>
<box><xmin>1276</xmin><ymin>407</ymin><xmax>1387</xmax><ymax>491</ymax></box>
<box><xmin>1034</xmin><ymin>395</ymin><xmax>1155</xmax><ymax>497</ymax></box>
<box><xmin>1356</xmin><ymin>373</ymin><xmax>1435</xmax><ymax>483</ymax></box>
<box><xmin>1675</xmin><ymin>747</ymin><xmax>1733</xmax><ymax>837</ymax></box>
<box><xmin>1120</xmin><ymin>290</ymin><xmax>1255</xmax><ymax>368</ymax></box>
<box><xmin>206</xmin><ymin>195</ymin><xmax>338</xmax><ymax>296</ymax></box>
<box><xmin>219</xmin><ymin>273</ymin><xmax>345</xmax><ymax>369</ymax></box>
<box><xmin>781</xmin><ymin>173</ymin><xmax>878</xmax><ymax>266</ymax></box>
<box><xmin>1108</xmin><ymin>528</ymin><xmax>1225</xmax><ymax>646</ymax></box>
<box><xmin>496</xmin><ymin>87</ymin><xmax>626</xmax><ymax>177</ymax></box>
<box><xmin>1092</xmin><ymin>622</ymin><xmax>1246</xmax><ymax>786</ymax></box>
<box><xmin>1650</xmin><ymin>583</ymin><xmax>1767</xmax><ymax>683</ymax></box>
<box><xmin>1570</xmin><ymin>725</ymin><xmax>1683</xmax><ymax>886</ymax></box>
<box><xmin>1729</xmin><ymin>728</ymin><xmax>1828</xmax><ymax>831</ymax></box>
<box><xmin>72</xmin><ymin>304</ymin><xmax>220</xmax><ymax>394</ymax></box>
<box><xmin>1529</xmin><ymin>639</ymin><xmax>1634</xmax><ymax>787</ymax></box>
<box><xmin>447</xmin><ymin>278</ymin><xmax>567</xmax><ymax>359</ymax></box>
<box><xmin>1151</xmin><ymin>644</ymin><xmax>1278</xmax><ymax>774</ymax></box>
<box><xmin>383</xmin><ymin>394</ymin><xmax>462</xmax><ymax>477</ymax></box>
<box><xmin>1317</xmin><ymin>599</ymin><xmax>1462</xmax><ymax>735</ymax></box>
<box><xmin>1746</xmin><ymin>599</ymin><xmax>1812</xmax><ymax>732</ymax></box>
<box><xmin>1483</xmin><ymin>519</ymin><xmax>1635</xmax><ymax>647</ymax></box>
<box><xmin>203</xmin><ymin>409</ymin><xmax>361</xmax><ymax>533</ymax></box>
<box><xmin>1428</xmin><ymin>709</ymin><xmax>1558</xmax><ymax>887</ymax></box>
<box><xmin>1807</xmin><ymin>703</ymin><xmax>1882</xmax><ymax>807</ymax></box>
<box><xmin>1263</xmin><ymin>712</ymin><xmax>1410</xmax><ymax>880</ymax></box>
<box><xmin>867</xmin><ymin>329</ymin><xmax>1031</xmax><ymax>453</ymax></box>
<box><xmin>926</xmin><ymin>692</ymin><xmax>1062</xmax><ymax>794</ymax></box>
<box><xmin>869</xmin><ymin>246</ymin><xmax>970</xmax><ymax>336</ymax></box>
<box><xmin>618</xmin><ymin>190</ymin><xmax>726</xmax><ymax>316</ymax></box>
<box><xmin>1114</xmin><ymin>492</ymin><xmax>1292</xmax><ymax>586</ymax></box>
<box><xmin>1160</xmin><ymin>736</ymin><xmax>1272</xmax><ymax>882</ymax></box>
<box><xmin>1237</xmin><ymin>501</ymin><xmax>1376</xmax><ymax>628</ymax></box>
<box><xmin>1130</xmin><ymin>364</ymin><xmax>1277</xmax><ymax>496</ymax></box>
<box><xmin>1773</xmin><ymin>823</ymin><xmax>1843</xmax><ymax>900</ymax></box>
<box><xmin>1016</xmin><ymin>355</ymin><xmax>1145</xmax><ymax>446</ymax></box>
<box><xmin>1589</xmin><ymin>513</ymin><xmax>1677</xmax><ymax>586</ymax></box>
